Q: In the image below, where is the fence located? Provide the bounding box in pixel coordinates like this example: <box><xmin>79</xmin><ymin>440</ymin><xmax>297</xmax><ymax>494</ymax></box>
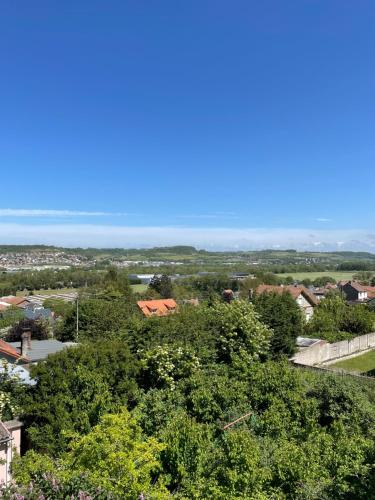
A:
<box><xmin>292</xmin><ymin>361</ymin><xmax>375</xmax><ymax>385</ymax></box>
<box><xmin>292</xmin><ymin>332</ymin><xmax>375</xmax><ymax>366</ymax></box>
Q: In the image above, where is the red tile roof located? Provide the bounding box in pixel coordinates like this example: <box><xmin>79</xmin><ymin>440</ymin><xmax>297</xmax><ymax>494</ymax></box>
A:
<box><xmin>0</xmin><ymin>301</ymin><xmax>12</xmax><ymax>311</ymax></box>
<box><xmin>137</xmin><ymin>299</ymin><xmax>178</xmax><ymax>317</ymax></box>
<box><xmin>0</xmin><ymin>339</ymin><xmax>22</xmax><ymax>360</ymax></box>
<box><xmin>255</xmin><ymin>284</ymin><xmax>318</xmax><ymax>306</ymax></box>
<box><xmin>0</xmin><ymin>296</ymin><xmax>30</xmax><ymax>308</ymax></box>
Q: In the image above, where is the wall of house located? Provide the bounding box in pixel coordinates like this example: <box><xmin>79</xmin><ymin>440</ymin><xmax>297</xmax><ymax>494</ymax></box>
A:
<box><xmin>293</xmin><ymin>332</ymin><xmax>375</xmax><ymax>366</ymax></box>
<box><xmin>342</xmin><ymin>284</ymin><xmax>367</xmax><ymax>302</ymax></box>
<box><xmin>0</xmin><ymin>422</ymin><xmax>22</xmax><ymax>485</ymax></box>
<box><xmin>296</xmin><ymin>294</ymin><xmax>314</xmax><ymax>321</ymax></box>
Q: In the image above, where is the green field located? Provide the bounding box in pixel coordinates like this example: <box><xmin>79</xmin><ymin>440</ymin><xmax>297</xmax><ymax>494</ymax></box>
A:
<box><xmin>130</xmin><ymin>284</ymin><xmax>148</xmax><ymax>293</ymax></box>
<box><xmin>276</xmin><ymin>271</ymin><xmax>355</xmax><ymax>282</ymax></box>
<box><xmin>331</xmin><ymin>350</ymin><xmax>375</xmax><ymax>375</ymax></box>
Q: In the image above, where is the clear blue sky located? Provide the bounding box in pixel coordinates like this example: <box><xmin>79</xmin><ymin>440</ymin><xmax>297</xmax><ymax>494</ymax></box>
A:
<box><xmin>0</xmin><ymin>1</ymin><xmax>374</xmax><ymax>250</ymax></box>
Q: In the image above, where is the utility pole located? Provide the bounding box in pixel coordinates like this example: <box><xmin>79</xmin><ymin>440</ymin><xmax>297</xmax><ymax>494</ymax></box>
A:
<box><xmin>76</xmin><ymin>295</ymin><xmax>79</xmax><ymax>342</ymax></box>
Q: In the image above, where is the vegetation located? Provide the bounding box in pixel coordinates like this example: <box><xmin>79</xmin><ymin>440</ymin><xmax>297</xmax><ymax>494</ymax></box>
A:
<box><xmin>331</xmin><ymin>350</ymin><xmax>375</xmax><ymax>376</ymax></box>
<box><xmin>6</xmin><ymin>318</ymin><xmax>50</xmax><ymax>342</ymax></box>
<box><xmin>1</xmin><ymin>254</ymin><xmax>375</xmax><ymax>498</ymax></box>
<box><xmin>305</xmin><ymin>295</ymin><xmax>375</xmax><ymax>342</ymax></box>
<box><xmin>252</xmin><ymin>291</ymin><xmax>303</xmax><ymax>357</ymax></box>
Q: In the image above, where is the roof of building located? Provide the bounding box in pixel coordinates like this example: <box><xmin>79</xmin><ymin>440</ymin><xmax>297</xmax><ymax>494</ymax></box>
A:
<box><xmin>0</xmin><ymin>339</ymin><xmax>23</xmax><ymax>361</ymax></box>
<box><xmin>0</xmin><ymin>296</ymin><xmax>30</xmax><ymax>308</ymax></box>
<box><xmin>362</xmin><ymin>286</ymin><xmax>375</xmax><ymax>299</ymax></box>
<box><xmin>296</xmin><ymin>336</ymin><xmax>322</xmax><ymax>348</ymax></box>
<box><xmin>0</xmin><ymin>301</ymin><xmax>12</xmax><ymax>311</ymax></box>
<box><xmin>0</xmin><ymin>421</ymin><xmax>10</xmax><ymax>442</ymax></box>
<box><xmin>339</xmin><ymin>281</ymin><xmax>367</xmax><ymax>292</ymax></box>
<box><xmin>137</xmin><ymin>299</ymin><xmax>178</xmax><ymax>317</ymax></box>
<box><xmin>256</xmin><ymin>284</ymin><xmax>318</xmax><ymax>306</ymax></box>
<box><xmin>7</xmin><ymin>339</ymin><xmax>71</xmax><ymax>362</ymax></box>
<box><xmin>0</xmin><ymin>362</ymin><xmax>36</xmax><ymax>385</ymax></box>
<box><xmin>24</xmin><ymin>307</ymin><xmax>53</xmax><ymax>321</ymax></box>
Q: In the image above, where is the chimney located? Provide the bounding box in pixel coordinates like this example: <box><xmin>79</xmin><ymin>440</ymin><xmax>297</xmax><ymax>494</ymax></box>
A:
<box><xmin>21</xmin><ymin>329</ymin><xmax>31</xmax><ymax>358</ymax></box>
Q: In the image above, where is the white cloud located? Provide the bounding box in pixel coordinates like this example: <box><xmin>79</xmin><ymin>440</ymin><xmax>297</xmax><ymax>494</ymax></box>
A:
<box><xmin>0</xmin><ymin>209</ymin><xmax>131</xmax><ymax>217</ymax></box>
<box><xmin>316</xmin><ymin>218</ymin><xmax>332</xmax><ymax>222</ymax></box>
<box><xmin>176</xmin><ymin>213</ymin><xmax>239</xmax><ymax>220</ymax></box>
<box><xmin>0</xmin><ymin>223</ymin><xmax>374</xmax><ymax>251</ymax></box>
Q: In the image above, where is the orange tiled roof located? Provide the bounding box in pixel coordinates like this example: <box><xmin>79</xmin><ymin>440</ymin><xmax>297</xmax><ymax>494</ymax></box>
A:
<box><xmin>0</xmin><ymin>339</ymin><xmax>22</xmax><ymax>360</ymax></box>
<box><xmin>0</xmin><ymin>296</ymin><xmax>30</xmax><ymax>308</ymax></box>
<box><xmin>137</xmin><ymin>299</ymin><xmax>178</xmax><ymax>317</ymax></box>
<box><xmin>255</xmin><ymin>284</ymin><xmax>318</xmax><ymax>306</ymax></box>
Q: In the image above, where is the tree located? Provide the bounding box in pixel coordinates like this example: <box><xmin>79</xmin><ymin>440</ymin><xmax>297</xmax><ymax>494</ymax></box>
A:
<box><xmin>102</xmin><ymin>266</ymin><xmax>134</xmax><ymax>298</ymax></box>
<box><xmin>0</xmin><ymin>306</ymin><xmax>24</xmax><ymax>329</ymax></box>
<box><xmin>149</xmin><ymin>274</ymin><xmax>173</xmax><ymax>298</ymax></box>
<box><xmin>43</xmin><ymin>298</ymin><xmax>73</xmax><ymax>318</ymax></box>
<box><xmin>21</xmin><ymin>341</ymin><xmax>139</xmax><ymax>454</ymax></box>
<box><xmin>312</xmin><ymin>276</ymin><xmax>337</xmax><ymax>287</ymax></box>
<box><xmin>306</xmin><ymin>295</ymin><xmax>375</xmax><ymax>341</ymax></box>
<box><xmin>58</xmin><ymin>296</ymin><xmax>136</xmax><ymax>341</ymax></box>
<box><xmin>253</xmin><ymin>291</ymin><xmax>303</xmax><ymax>357</ymax></box>
<box><xmin>6</xmin><ymin>317</ymin><xmax>50</xmax><ymax>341</ymax></box>
<box><xmin>139</xmin><ymin>344</ymin><xmax>201</xmax><ymax>391</ymax></box>
<box><xmin>13</xmin><ymin>410</ymin><xmax>168</xmax><ymax>500</ymax></box>
<box><xmin>207</xmin><ymin>300</ymin><xmax>272</xmax><ymax>365</ymax></box>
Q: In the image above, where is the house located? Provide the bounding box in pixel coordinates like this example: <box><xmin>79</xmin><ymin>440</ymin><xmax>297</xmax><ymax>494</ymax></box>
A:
<box><xmin>0</xmin><ymin>301</ymin><xmax>11</xmax><ymax>312</ymax></box>
<box><xmin>7</xmin><ymin>338</ymin><xmax>75</xmax><ymax>364</ymax></box>
<box><xmin>0</xmin><ymin>419</ymin><xmax>22</xmax><ymax>485</ymax></box>
<box><xmin>0</xmin><ymin>296</ymin><xmax>31</xmax><ymax>309</ymax></box>
<box><xmin>0</xmin><ymin>330</ymin><xmax>75</xmax><ymax>365</ymax></box>
<box><xmin>255</xmin><ymin>284</ymin><xmax>318</xmax><ymax>321</ymax></box>
<box><xmin>137</xmin><ymin>299</ymin><xmax>178</xmax><ymax>317</ymax></box>
<box><xmin>362</xmin><ymin>285</ymin><xmax>375</xmax><ymax>300</ymax></box>
<box><xmin>0</xmin><ymin>339</ymin><xmax>28</xmax><ymax>363</ymax></box>
<box><xmin>338</xmin><ymin>281</ymin><xmax>368</xmax><ymax>302</ymax></box>
<box><xmin>229</xmin><ymin>272</ymin><xmax>255</xmax><ymax>281</ymax></box>
<box><xmin>23</xmin><ymin>305</ymin><xmax>54</xmax><ymax>322</ymax></box>
<box><xmin>310</xmin><ymin>283</ymin><xmax>336</xmax><ymax>302</ymax></box>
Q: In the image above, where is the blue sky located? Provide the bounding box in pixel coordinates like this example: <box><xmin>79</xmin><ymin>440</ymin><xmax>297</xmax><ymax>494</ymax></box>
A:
<box><xmin>0</xmin><ymin>1</ymin><xmax>374</xmax><ymax>250</ymax></box>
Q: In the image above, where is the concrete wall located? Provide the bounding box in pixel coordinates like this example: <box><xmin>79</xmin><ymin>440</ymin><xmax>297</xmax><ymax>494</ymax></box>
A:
<box><xmin>293</xmin><ymin>332</ymin><xmax>375</xmax><ymax>366</ymax></box>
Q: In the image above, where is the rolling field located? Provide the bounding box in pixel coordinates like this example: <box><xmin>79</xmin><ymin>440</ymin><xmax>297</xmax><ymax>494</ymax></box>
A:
<box><xmin>276</xmin><ymin>271</ymin><xmax>355</xmax><ymax>282</ymax></box>
<box><xmin>130</xmin><ymin>284</ymin><xmax>148</xmax><ymax>292</ymax></box>
<box><xmin>331</xmin><ymin>350</ymin><xmax>375</xmax><ymax>375</ymax></box>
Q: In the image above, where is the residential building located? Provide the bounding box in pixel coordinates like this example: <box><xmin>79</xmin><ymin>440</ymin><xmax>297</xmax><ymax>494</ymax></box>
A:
<box><xmin>0</xmin><ymin>296</ymin><xmax>31</xmax><ymax>309</ymax></box>
<box><xmin>137</xmin><ymin>299</ymin><xmax>178</xmax><ymax>317</ymax></box>
<box><xmin>255</xmin><ymin>284</ymin><xmax>318</xmax><ymax>321</ymax></box>
<box><xmin>0</xmin><ymin>339</ymin><xmax>27</xmax><ymax>364</ymax></box>
<box><xmin>338</xmin><ymin>281</ymin><xmax>368</xmax><ymax>302</ymax></box>
<box><xmin>7</xmin><ymin>338</ymin><xmax>75</xmax><ymax>364</ymax></box>
<box><xmin>0</xmin><ymin>419</ymin><xmax>22</xmax><ymax>485</ymax></box>
<box><xmin>0</xmin><ymin>331</ymin><xmax>75</xmax><ymax>365</ymax></box>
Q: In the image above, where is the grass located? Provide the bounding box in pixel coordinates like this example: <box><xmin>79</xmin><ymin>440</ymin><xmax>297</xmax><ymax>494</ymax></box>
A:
<box><xmin>276</xmin><ymin>271</ymin><xmax>355</xmax><ymax>282</ymax></box>
<box><xmin>331</xmin><ymin>350</ymin><xmax>375</xmax><ymax>375</ymax></box>
<box><xmin>131</xmin><ymin>284</ymin><xmax>148</xmax><ymax>293</ymax></box>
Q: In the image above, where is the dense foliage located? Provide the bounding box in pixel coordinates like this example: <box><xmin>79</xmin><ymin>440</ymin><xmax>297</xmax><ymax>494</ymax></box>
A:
<box><xmin>252</xmin><ymin>291</ymin><xmax>303</xmax><ymax>357</ymax></box>
<box><xmin>2</xmin><ymin>268</ymin><xmax>375</xmax><ymax>499</ymax></box>
<box><xmin>306</xmin><ymin>295</ymin><xmax>375</xmax><ymax>342</ymax></box>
